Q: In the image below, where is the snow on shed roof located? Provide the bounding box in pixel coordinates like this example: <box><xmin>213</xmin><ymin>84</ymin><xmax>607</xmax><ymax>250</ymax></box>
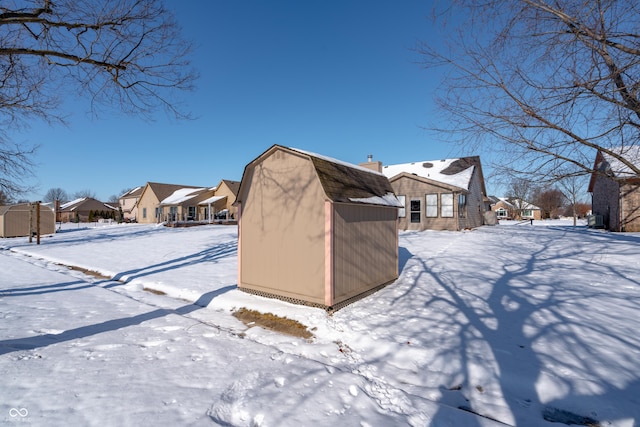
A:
<box><xmin>382</xmin><ymin>158</ymin><xmax>476</xmax><ymax>190</ymax></box>
<box><xmin>287</xmin><ymin>147</ymin><xmax>402</xmax><ymax>208</ymax></box>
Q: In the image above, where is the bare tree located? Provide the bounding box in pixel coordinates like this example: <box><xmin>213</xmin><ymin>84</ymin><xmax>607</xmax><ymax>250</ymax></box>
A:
<box><xmin>533</xmin><ymin>186</ymin><xmax>565</xmax><ymax>219</ymax></box>
<box><xmin>43</xmin><ymin>187</ymin><xmax>68</xmax><ymax>203</ymax></box>
<box><xmin>72</xmin><ymin>189</ymin><xmax>97</xmax><ymax>199</ymax></box>
<box><xmin>0</xmin><ymin>0</ymin><xmax>197</xmax><ymax>197</ymax></box>
<box><xmin>557</xmin><ymin>172</ymin><xmax>590</xmax><ymax>226</ymax></box>
<box><xmin>421</xmin><ymin>0</ymin><xmax>640</xmax><ymax>185</ymax></box>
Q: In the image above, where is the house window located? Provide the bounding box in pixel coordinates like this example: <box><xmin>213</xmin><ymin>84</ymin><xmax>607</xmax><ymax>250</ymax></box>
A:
<box><xmin>397</xmin><ymin>195</ymin><xmax>406</xmax><ymax>218</ymax></box>
<box><xmin>441</xmin><ymin>193</ymin><xmax>454</xmax><ymax>217</ymax></box>
<box><xmin>496</xmin><ymin>208</ymin><xmax>508</xmax><ymax>219</ymax></box>
<box><xmin>522</xmin><ymin>209</ymin><xmax>533</xmax><ymax>218</ymax></box>
<box><xmin>169</xmin><ymin>206</ymin><xmax>178</xmax><ymax>221</ymax></box>
<box><xmin>425</xmin><ymin>194</ymin><xmax>438</xmax><ymax>217</ymax></box>
<box><xmin>188</xmin><ymin>206</ymin><xmax>196</xmax><ymax>220</ymax></box>
<box><xmin>410</xmin><ymin>199</ymin><xmax>421</xmax><ymax>223</ymax></box>
<box><xmin>143</xmin><ymin>207</ymin><xmax>147</xmax><ymax>219</ymax></box>
<box><xmin>458</xmin><ymin>194</ymin><xmax>467</xmax><ymax>218</ymax></box>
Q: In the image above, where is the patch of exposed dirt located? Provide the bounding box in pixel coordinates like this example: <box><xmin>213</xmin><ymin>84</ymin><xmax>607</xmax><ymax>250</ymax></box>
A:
<box><xmin>232</xmin><ymin>308</ymin><xmax>314</xmax><ymax>340</ymax></box>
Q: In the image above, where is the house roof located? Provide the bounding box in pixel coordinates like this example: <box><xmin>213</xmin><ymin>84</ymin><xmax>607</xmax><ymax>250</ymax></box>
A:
<box><xmin>160</xmin><ymin>187</ymin><xmax>208</xmax><ymax>205</ymax></box>
<box><xmin>143</xmin><ymin>182</ymin><xmax>205</xmax><ymax>204</ymax></box>
<box><xmin>381</xmin><ymin>157</ymin><xmax>481</xmax><ymax>191</ymax></box>
<box><xmin>588</xmin><ymin>146</ymin><xmax>640</xmax><ymax>192</ymax></box>
<box><xmin>120</xmin><ymin>186</ymin><xmax>143</xmax><ymax>198</ymax></box>
<box><xmin>218</xmin><ymin>179</ymin><xmax>241</xmax><ymax>196</ymax></box>
<box><xmin>600</xmin><ymin>146</ymin><xmax>640</xmax><ymax>178</ymax></box>
<box><xmin>199</xmin><ymin>195</ymin><xmax>226</xmax><ymax>205</ymax></box>
<box><xmin>59</xmin><ymin>198</ymin><xmax>117</xmax><ymax>212</ymax></box>
<box><xmin>237</xmin><ymin>145</ymin><xmax>402</xmax><ymax>208</ymax></box>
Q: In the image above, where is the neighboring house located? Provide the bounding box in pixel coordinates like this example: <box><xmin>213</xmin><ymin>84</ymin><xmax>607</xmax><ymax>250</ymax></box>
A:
<box><xmin>136</xmin><ymin>182</ymin><xmax>205</xmax><ymax>224</ymax></box>
<box><xmin>588</xmin><ymin>146</ymin><xmax>640</xmax><ymax>231</ymax></box>
<box><xmin>58</xmin><ymin>198</ymin><xmax>118</xmax><ymax>223</ymax></box>
<box><xmin>491</xmin><ymin>197</ymin><xmax>516</xmax><ymax>220</ymax></box>
<box><xmin>513</xmin><ymin>199</ymin><xmax>542</xmax><ymax>220</ymax></box>
<box><xmin>198</xmin><ymin>179</ymin><xmax>241</xmax><ymax>221</ymax></box>
<box><xmin>160</xmin><ymin>187</ymin><xmax>215</xmax><ymax>222</ymax></box>
<box><xmin>363</xmin><ymin>156</ymin><xmax>488</xmax><ymax>231</ymax></box>
<box><xmin>118</xmin><ymin>186</ymin><xmax>143</xmax><ymax>222</ymax></box>
<box><xmin>490</xmin><ymin>197</ymin><xmax>542</xmax><ymax>221</ymax></box>
<box><xmin>235</xmin><ymin>145</ymin><xmax>402</xmax><ymax>310</ymax></box>
<box><xmin>0</xmin><ymin>203</ymin><xmax>55</xmax><ymax>238</ymax></box>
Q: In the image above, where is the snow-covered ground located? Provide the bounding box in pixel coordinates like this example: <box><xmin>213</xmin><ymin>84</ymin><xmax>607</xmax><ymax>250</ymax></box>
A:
<box><xmin>1</xmin><ymin>219</ymin><xmax>639</xmax><ymax>426</ymax></box>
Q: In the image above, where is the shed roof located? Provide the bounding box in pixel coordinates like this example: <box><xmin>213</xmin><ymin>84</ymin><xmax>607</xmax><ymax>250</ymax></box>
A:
<box><xmin>237</xmin><ymin>145</ymin><xmax>401</xmax><ymax>208</ymax></box>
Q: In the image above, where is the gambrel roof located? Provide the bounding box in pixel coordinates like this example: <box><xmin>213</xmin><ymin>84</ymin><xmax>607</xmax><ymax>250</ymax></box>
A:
<box><xmin>237</xmin><ymin>145</ymin><xmax>402</xmax><ymax>208</ymax></box>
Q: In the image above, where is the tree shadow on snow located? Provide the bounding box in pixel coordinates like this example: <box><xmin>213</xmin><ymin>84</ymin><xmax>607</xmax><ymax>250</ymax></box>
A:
<box><xmin>0</xmin><ymin>289</ymin><xmax>232</xmax><ymax>357</ymax></box>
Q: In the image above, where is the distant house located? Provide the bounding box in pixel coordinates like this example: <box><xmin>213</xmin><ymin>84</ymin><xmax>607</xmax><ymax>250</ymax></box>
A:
<box><xmin>490</xmin><ymin>197</ymin><xmax>542</xmax><ymax>221</ymax></box>
<box><xmin>136</xmin><ymin>182</ymin><xmax>205</xmax><ymax>224</ymax></box>
<box><xmin>58</xmin><ymin>198</ymin><xmax>118</xmax><ymax>223</ymax></box>
<box><xmin>361</xmin><ymin>156</ymin><xmax>488</xmax><ymax>231</ymax></box>
<box><xmin>198</xmin><ymin>179</ymin><xmax>241</xmax><ymax>222</ymax></box>
<box><xmin>588</xmin><ymin>146</ymin><xmax>640</xmax><ymax>231</ymax></box>
<box><xmin>118</xmin><ymin>186</ymin><xmax>143</xmax><ymax>222</ymax></box>
<box><xmin>0</xmin><ymin>203</ymin><xmax>55</xmax><ymax>238</ymax></box>
<box><xmin>235</xmin><ymin>145</ymin><xmax>402</xmax><ymax>310</ymax></box>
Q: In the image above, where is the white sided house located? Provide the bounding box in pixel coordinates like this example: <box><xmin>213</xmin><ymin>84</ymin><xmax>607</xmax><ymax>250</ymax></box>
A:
<box><xmin>361</xmin><ymin>156</ymin><xmax>488</xmax><ymax>231</ymax></box>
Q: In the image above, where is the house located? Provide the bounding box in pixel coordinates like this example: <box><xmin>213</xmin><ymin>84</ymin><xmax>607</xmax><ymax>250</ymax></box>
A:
<box><xmin>159</xmin><ymin>187</ymin><xmax>215</xmax><ymax>222</ymax></box>
<box><xmin>588</xmin><ymin>146</ymin><xmax>640</xmax><ymax>231</ymax></box>
<box><xmin>0</xmin><ymin>203</ymin><xmax>55</xmax><ymax>238</ymax></box>
<box><xmin>198</xmin><ymin>179</ymin><xmax>241</xmax><ymax>222</ymax></box>
<box><xmin>118</xmin><ymin>186</ymin><xmax>143</xmax><ymax>222</ymax></box>
<box><xmin>490</xmin><ymin>197</ymin><xmax>542</xmax><ymax>221</ymax></box>
<box><xmin>363</xmin><ymin>156</ymin><xmax>487</xmax><ymax>231</ymax></box>
<box><xmin>136</xmin><ymin>182</ymin><xmax>206</xmax><ymax>224</ymax></box>
<box><xmin>58</xmin><ymin>198</ymin><xmax>118</xmax><ymax>223</ymax></box>
<box><xmin>235</xmin><ymin>145</ymin><xmax>402</xmax><ymax>310</ymax></box>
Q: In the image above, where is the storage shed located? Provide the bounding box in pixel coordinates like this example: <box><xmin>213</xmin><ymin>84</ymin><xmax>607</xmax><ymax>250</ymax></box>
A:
<box><xmin>0</xmin><ymin>203</ymin><xmax>55</xmax><ymax>238</ymax></box>
<box><xmin>235</xmin><ymin>145</ymin><xmax>402</xmax><ymax>310</ymax></box>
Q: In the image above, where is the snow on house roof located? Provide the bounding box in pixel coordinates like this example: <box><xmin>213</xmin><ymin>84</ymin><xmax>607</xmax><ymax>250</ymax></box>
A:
<box><xmin>160</xmin><ymin>188</ymin><xmax>207</xmax><ymax>205</ymax></box>
<box><xmin>381</xmin><ymin>158</ymin><xmax>475</xmax><ymax>190</ymax></box>
<box><xmin>120</xmin><ymin>186</ymin><xmax>143</xmax><ymax>198</ymax></box>
<box><xmin>601</xmin><ymin>146</ymin><xmax>640</xmax><ymax>178</ymax></box>
<box><xmin>60</xmin><ymin>198</ymin><xmax>87</xmax><ymax>210</ymax></box>
<box><xmin>198</xmin><ymin>195</ymin><xmax>226</xmax><ymax>205</ymax></box>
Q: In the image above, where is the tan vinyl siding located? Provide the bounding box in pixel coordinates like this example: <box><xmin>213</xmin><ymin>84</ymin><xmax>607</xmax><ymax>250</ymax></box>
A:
<box><xmin>239</xmin><ymin>149</ymin><xmax>327</xmax><ymax>303</ymax></box>
<box><xmin>1</xmin><ymin>204</ymin><xmax>55</xmax><ymax>238</ymax></box>
<box><xmin>332</xmin><ymin>203</ymin><xmax>398</xmax><ymax>304</ymax></box>
<box><xmin>392</xmin><ymin>177</ymin><xmax>460</xmax><ymax>231</ymax></box>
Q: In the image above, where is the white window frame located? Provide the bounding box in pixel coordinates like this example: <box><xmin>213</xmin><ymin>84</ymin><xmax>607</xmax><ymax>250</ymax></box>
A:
<box><xmin>397</xmin><ymin>195</ymin><xmax>406</xmax><ymax>218</ymax></box>
<box><xmin>425</xmin><ymin>194</ymin><xmax>438</xmax><ymax>217</ymax></box>
<box><xmin>441</xmin><ymin>193</ymin><xmax>454</xmax><ymax>218</ymax></box>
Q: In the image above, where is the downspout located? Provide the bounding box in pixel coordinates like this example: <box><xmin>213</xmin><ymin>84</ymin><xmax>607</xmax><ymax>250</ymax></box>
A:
<box><xmin>237</xmin><ymin>203</ymin><xmax>242</xmax><ymax>285</ymax></box>
<box><xmin>620</xmin><ymin>183</ymin><xmax>625</xmax><ymax>232</ymax></box>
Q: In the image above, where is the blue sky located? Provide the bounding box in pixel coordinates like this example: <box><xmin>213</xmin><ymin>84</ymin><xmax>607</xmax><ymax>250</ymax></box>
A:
<box><xmin>17</xmin><ymin>1</ymin><xmax>483</xmax><ymax>202</ymax></box>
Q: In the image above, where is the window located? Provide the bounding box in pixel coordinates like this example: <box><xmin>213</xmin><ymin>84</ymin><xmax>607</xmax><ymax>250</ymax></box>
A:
<box><xmin>397</xmin><ymin>195</ymin><xmax>406</xmax><ymax>218</ymax></box>
<box><xmin>441</xmin><ymin>193</ymin><xmax>454</xmax><ymax>217</ymax></box>
<box><xmin>425</xmin><ymin>194</ymin><xmax>438</xmax><ymax>217</ymax></box>
<box><xmin>522</xmin><ymin>209</ymin><xmax>533</xmax><ymax>218</ymax></box>
<box><xmin>143</xmin><ymin>207</ymin><xmax>147</xmax><ymax>219</ymax></box>
<box><xmin>188</xmin><ymin>206</ymin><xmax>196</xmax><ymax>219</ymax></box>
<box><xmin>410</xmin><ymin>199</ymin><xmax>421</xmax><ymax>223</ymax></box>
<box><xmin>458</xmin><ymin>194</ymin><xmax>467</xmax><ymax>218</ymax></box>
<box><xmin>496</xmin><ymin>208</ymin><xmax>508</xmax><ymax>219</ymax></box>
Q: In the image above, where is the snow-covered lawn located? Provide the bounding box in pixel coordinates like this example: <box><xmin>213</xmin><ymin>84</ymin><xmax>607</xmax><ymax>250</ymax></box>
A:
<box><xmin>1</xmin><ymin>220</ymin><xmax>639</xmax><ymax>426</ymax></box>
